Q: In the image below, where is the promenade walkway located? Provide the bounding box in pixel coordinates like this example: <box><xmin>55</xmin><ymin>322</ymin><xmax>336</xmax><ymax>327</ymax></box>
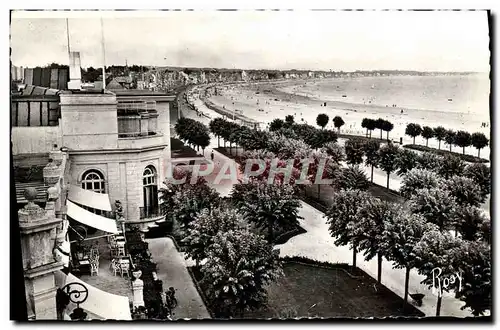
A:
<box><xmin>147</xmin><ymin>237</ymin><xmax>211</xmax><ymax>320</ymax></box>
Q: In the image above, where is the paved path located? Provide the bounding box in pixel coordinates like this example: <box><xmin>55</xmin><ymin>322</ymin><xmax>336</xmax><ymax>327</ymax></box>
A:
<box><xmin>147</xmin><ymin>237</ymin><xmax>211</xmax><ymax>320</ymax></box>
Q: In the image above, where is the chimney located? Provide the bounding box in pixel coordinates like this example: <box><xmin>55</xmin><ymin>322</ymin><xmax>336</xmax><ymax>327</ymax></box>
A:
<box><xmin>67</xmin><ymin>51</ymin><xmax>82</xmax><ymax>90</ymax></box>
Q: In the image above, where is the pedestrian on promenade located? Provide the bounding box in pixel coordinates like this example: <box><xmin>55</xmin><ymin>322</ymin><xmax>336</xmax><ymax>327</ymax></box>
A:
<box><xmin>211</xmin><ymin>151</ymin><xmax>215</xmax><ymax>162</ymax></box>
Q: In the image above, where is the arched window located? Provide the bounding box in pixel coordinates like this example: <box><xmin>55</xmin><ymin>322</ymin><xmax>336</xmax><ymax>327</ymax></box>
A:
<box><xmin>143</xmin><ymin>166</ymin><xmax>157</xmax><ymax>186</ymax></box>
<box><xmin>81</xmin><ymin>170</ymin><xmax>106</xmax><ymax>194</ymax></box>
<box><xmin>142</xmin><ymin>165</ymin><xmax>158</xmax><ymax>219</ymax></box>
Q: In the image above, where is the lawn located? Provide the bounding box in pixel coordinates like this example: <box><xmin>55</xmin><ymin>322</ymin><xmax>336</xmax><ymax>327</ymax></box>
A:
<box><xmin>403</xmin><ymin>144</ymin><xmax>489</xmax><ymax>163</ymax></box>
<box><xmin>171</xmin><ymin>137</ymin><xmax>202</xmax><ymax>158</ymax></box>
<box><xmin>190</xmin><ymin>261</ymin><xmax>425</xmax><ymax>319</ymax></box>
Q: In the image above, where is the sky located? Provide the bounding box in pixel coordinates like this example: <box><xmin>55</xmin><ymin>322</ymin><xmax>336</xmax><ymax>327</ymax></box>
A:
<box><xmin>10</xmin><ymin>10</ymin><xmax>491</xmax><ymax>72</ymax></box>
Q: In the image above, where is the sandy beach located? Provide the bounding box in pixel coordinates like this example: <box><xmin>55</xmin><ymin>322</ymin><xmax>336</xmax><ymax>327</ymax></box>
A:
<box><xmin>197</xmin><ymin>77</ymin><xmax>490</xmax><ymax>160</ymax></box>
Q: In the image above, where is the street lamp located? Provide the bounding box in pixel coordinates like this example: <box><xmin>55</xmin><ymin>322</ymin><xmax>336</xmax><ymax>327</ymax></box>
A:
<box><xmin>60</xmin><ymin>282</ymin><xmax>89</xmax><ymax>321</ymax></box>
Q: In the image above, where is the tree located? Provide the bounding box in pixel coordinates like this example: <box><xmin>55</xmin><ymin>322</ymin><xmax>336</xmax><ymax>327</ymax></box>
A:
<box><xmin>321</xmin><ymin>142</ymin><xmax>346</xmax><ymax>163</ymax></box>
<box><xmin>463</xmin><ymin>163</ymin><xmax>491</xmax><ymax>202</ymax></box>
<box><xmin>284</xmin><ymin>114</ymin><xmax>295</xmax><ymax>126</ymax></box>
<box><xmin>209</xmin><ymin>118</ymin><xmax>226</xmax><ymax>148</ymax></box>
<box><xmin>382</xmin><ymin>120</ymin><xmax>394</xmax><ymax>140</ymax></box>
<box><xmin>437</xmin><ymin>154</ymin><xmax>466</xmax><ymax>179</ymax></box>
<box><xmin>377</xmin><ymin>143</ymin><xmax>400</xmax><ymax>189</ymax></box>
<box><xmin>405</xmin><ymin>123</ymin><xmax>422</xmax><ymax>145</ymax></box>
<box><xmin>471</xmin><ymin>132</ymin><xmax>489</xmax><ymax>158</ymax></box>
<box><xmin>409</xmin><ymin>187</ymin><xmax>457</xmax><ymax>231</ymax></box>
<box><xmin>201</xmin><ymin>229</ymin><xmax>283</xmax><ymax>318</ymax></box>
<box><xmin>344</xmin><ymin>139</ymin><xmax>365</xmax><ymax>165</ymax></box>
<box><xmin>316</xmin><ymin>113</ymin><xmax>330</xmax><ymax>129</ymax></box>
<box><xmin>433</xmin><ymin>126</ymin><xmax>447</xmax><ymax>150</ymax></box>
<box><xmin>444</xmin><ymin>129</ymin><xmax>456</xmax><ymax>152</ymax></box>
<box><xmin>231</xmin><ymin>182</ymin><xmax>301</xmax><ymax>244</ymax></box>
<box><xmin>171</xmin><ymin>179</ymin><xmax>221</xmax><ymax>233</ymax></box>
<box><xmin>454</xmin><ymin>130</ymin><xmax>472</xmax><ymax>155</ymax></box>
<box><xmin>332</xmin><ymin>116</ymin><xmax>345</xmax><ymax>133</ymax></box>
<box><xmin>366</xmin><ymin>119</ymin><xmax>377</xmax><ymax>138</ymax></box>
<box><xmin>375</xmin><ymin>118</ymin><xmax>385</xmax><ymax>139</ymax></box>
<box><xmin>383</xmin><ymin>211</ymin><xmax>439</xmax><ymax>307</ymax></box>
<box><xmin>413</xmin><ymin>230</ymin><xmax>464</xmax><ymax>316</ymax></box>
<box><xmin>194</xmin><ymin>129</ymin><xmax>211</xmax><ymax>156</ymax></box>
<box><xmin>453</xmin><ymin>206</ymin><xmax>489</xmax><ymax>241</ymax></box>
<box><xmin>421</xmin><ymin>126</ymin><xmax>435</xmax><ymax>147</ymax></box>
<box><xmin>308</xmin><ymin>129</ymin><xmax>338</xmax><ymax>150</ymax></box>
<box><xmin>269</xmin><ymin>118</ymin><xmax>285</xmax><ymax>131</ymax></box>
<box><xmin>356</xmin><ymin>198</ymin><xmax>392</xmax><ymax>283</ymax></box>
<box><xmin>395</xmin><ymin>148</ymin><xmax>419</xmax><ymax>176</ymax></box>
<box><xmin>182</xmin><ymin>208</ymin><xmax>245</xmax><ymax>266</ymax></box>
<box><xmin>325</xmin><ymin>190</ymin><xmax>373</xmax><ymax>268</ymax></box>
<box><xmin>363</xmin><ymin>139</ymin><xmax>380</xmax><ymax>182</ymax></box>
<box><xmin>416</xmin><ymin>151</ymin><xmax>443</xmax><ymax>172</ymax></box>
<box><xmin>361</xmin><ymin>118</ymin><xmax>370</xmax><ymax>137</ymax></box>
<box><xmin>399</xmin><ymin>168</ymin><xmax>441</xmax><ymax>199</ymax></box>
<box><xmin>337</xmin><ymin>165</ymin><xmax>370</xmax><ymax>191</ymax></box>
<box><xmin>455</xmin><ymin>241</ymin><xmax>491</xmax><ymax>316</ymax></box>
<box><xmin>443</xmin><ymin>175</ymin><xmax>483</xmax><ymax>208</ymax></box>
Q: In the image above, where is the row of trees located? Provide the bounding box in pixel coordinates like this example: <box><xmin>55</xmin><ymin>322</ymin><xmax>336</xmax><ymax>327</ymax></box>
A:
<box><xmin>175</xmin><ymin>117</ymin><xmax>211</xmax><ymax>155</ymax></box>
<box><xmin>405</xmin><ymin>123</ymin><xmax>489</xmax><ymax>157</ymax></box>
<box><xmin>326</xmin><ymin>180</ymin><xmax>491</xmax><ymax>316</ymax></box>
<box><xmin>361</xmin><ymin>118</ymin><xmax>395</xmax><ymax>140</ymax></box>
<box><xmin>210</xmin><ymin>117</ymin><xmax>339</xmax><ymax>154</ymax></box>
<box><xmin>315</xmin><ymin>113</ymin><xmax>346</xmax><ymax>132</ymax></box>
<box><xmin>341</xmin><ymin>136</ymin><xmax>490</xmax><ymax>197</ymax></box>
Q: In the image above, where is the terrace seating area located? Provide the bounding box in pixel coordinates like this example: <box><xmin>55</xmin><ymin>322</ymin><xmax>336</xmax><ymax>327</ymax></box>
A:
<box><xmin>74</xmin><ymin>235</ymin><xmax>134</xmax><ymax>302</ymax></box>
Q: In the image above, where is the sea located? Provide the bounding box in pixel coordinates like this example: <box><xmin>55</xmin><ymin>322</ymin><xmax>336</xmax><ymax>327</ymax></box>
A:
<box><xmin>281</xmin><ymin>74</ymin><xmax>491</xmax><ymax>121</ymax></box>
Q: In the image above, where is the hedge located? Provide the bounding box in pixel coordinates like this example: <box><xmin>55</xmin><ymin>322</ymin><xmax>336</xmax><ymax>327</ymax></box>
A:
<box><xmin>403</xmin><ymin>144</ymin><xmax>489</xmax><ymax>163</ymax></box>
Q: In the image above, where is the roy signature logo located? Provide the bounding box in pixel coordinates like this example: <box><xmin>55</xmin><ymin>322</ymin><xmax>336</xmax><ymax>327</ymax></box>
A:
<box><xmin>431</xmin><ymin>267</ymin><xmax>463</xmax><ymax>297</ymax></box>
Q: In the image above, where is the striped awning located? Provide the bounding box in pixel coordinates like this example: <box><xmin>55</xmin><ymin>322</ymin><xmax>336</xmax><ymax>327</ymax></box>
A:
<box><xmin>67</xmin><ymin>201</ymin><xmax>119</xmax><ymax>234</ymax></box>
<box><xmin>68</xmin><ymin>185</ymin><xmax>112</xmax><ymax>212</ymax></box>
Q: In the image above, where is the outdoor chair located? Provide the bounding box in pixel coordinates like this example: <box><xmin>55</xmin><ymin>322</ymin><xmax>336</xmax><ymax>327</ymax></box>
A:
<box><xmin>90</xmin><ymin>259</ymin><xmax>99</xmax><ymax>276</ymax></box>
<box><xmin>120</xmin><ymin>261</ymin><xmax>130</xmax><ymax>278</ymax></box>
<box><xmin>110</xmin><ymin>244</ymin><xmax>119</xmax><ymax>258</ymax></box>
<box><xmin>117</xmin><ymin>242</ymin><xmax>126</xmax><ymax>257</ymax></box>
<box><xmin>110</xmin><ymin>259</ymin><xmax>121</xmax><ymax>276</ymax></box>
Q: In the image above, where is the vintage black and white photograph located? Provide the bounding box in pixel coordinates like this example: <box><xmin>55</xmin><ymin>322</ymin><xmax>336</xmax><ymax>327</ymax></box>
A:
<box><xmin>8</xmin><ymin>8</ymin><xmax>492</xmax><ymax>321</ymax></box>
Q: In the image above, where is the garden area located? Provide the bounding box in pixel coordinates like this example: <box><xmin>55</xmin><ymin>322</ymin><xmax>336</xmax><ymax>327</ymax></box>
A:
<box><xmin>189</xmin><ymin>258</ymin><xmax>424</xmax><ymax>319</ymax></box>
<box><xmin>157</xmin><ymin>113</ymin><xmax>492</xmax><ymax>319</ymax></box>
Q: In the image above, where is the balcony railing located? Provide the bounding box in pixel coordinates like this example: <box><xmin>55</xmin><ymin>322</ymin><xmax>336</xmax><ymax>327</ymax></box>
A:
<box><xmin>139</xmin><ymin>206</ymin><xmax>161</xmax><ymax>219</ymax></box>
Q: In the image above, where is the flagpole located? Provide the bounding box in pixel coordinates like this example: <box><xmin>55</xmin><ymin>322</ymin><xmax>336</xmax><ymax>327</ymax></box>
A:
<box><xmin>66</xmin><ymin>18</ymin><xmax>71</xmax><ymax>56</ymax></box>
<box><xmin>101</xmin><ymin>18</ymin><xmax>106</xmax><ymax>92</ymax></box>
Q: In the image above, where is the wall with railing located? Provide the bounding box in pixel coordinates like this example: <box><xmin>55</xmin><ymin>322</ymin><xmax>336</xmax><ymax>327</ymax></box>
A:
<box><xmin>117</xmin><ymin>100</ymin><xmax>160</xmax><ymax>138</ymax></box>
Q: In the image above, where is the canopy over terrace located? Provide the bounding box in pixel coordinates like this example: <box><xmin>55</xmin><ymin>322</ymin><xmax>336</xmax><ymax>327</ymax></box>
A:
<box><xmin>67</xmin><ymin>200</ymin><xmax>119</xmax><ymax>235</ymax></box>
<box><xmin>68</xmin><ymin>185</ymin><xmax>112</xmax><ymax>212</ymax></box>
<box><xmin>66</xmin><ymin>185</ymin><xmax>120</xmax><ymax>241</ymax></box>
